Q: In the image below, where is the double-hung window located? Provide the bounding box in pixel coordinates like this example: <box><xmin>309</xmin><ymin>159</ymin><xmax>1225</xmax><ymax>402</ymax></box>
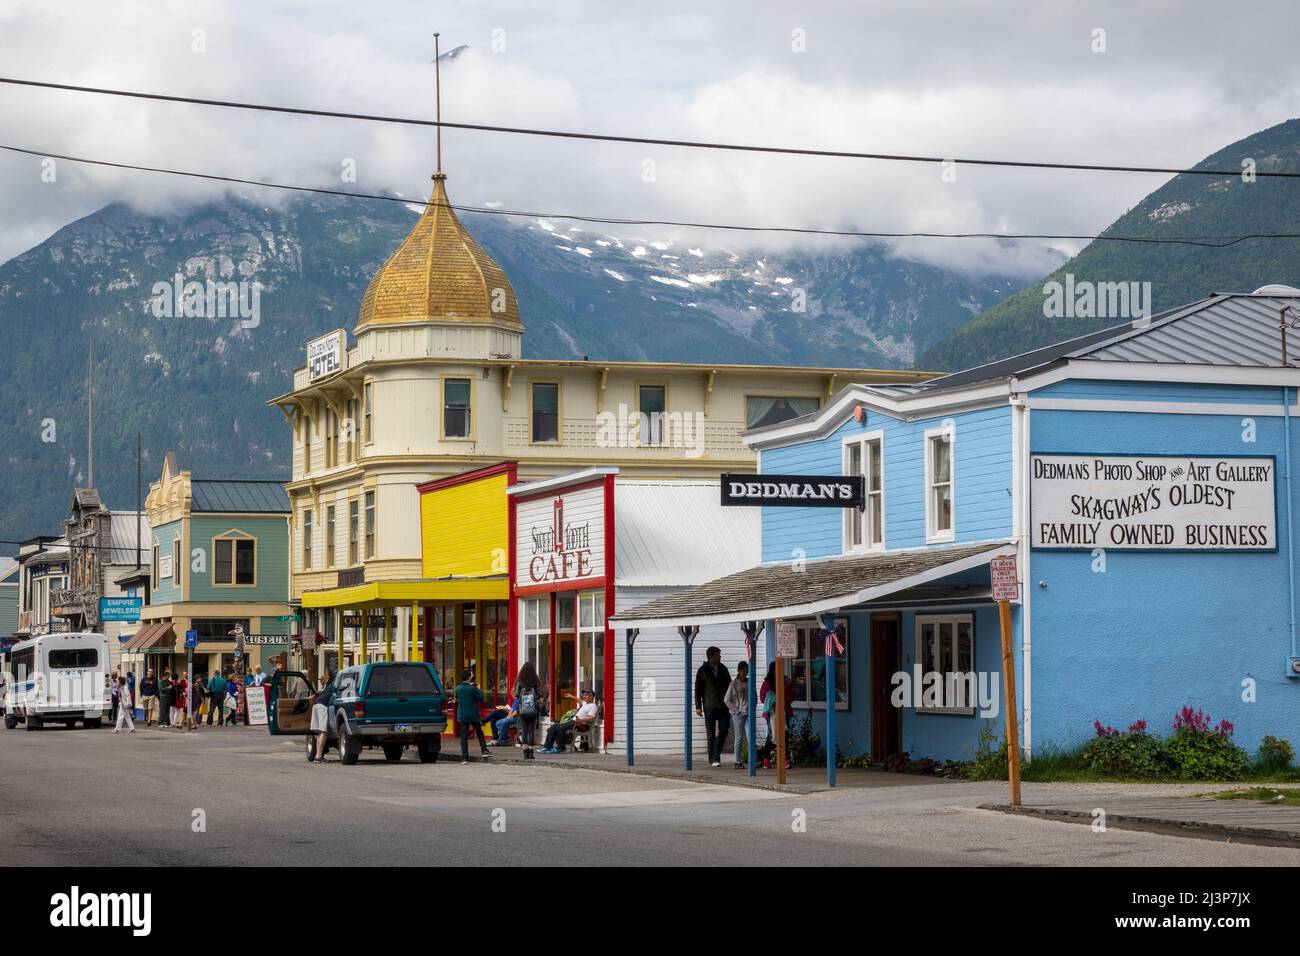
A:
<box><xmin>843</xmin><ymin>434</ymin><xmax>884</xmax><ymax>550</ymax></box>
<box><xmin>326</xmin><ymin>505</ymin><xmax>336</xmax><ymax>567</ymax></box>
<box><xmin>522</xmin><ymin>595</ymin><xmax>551</xmax><ymax>684</ymax></box>
<box><xmin>364</xmin><ymin>491</ymin><xmax>376</xmax><ymax>559</ymax></box>
<box><xmin>638</xmin><ymin>385</ymin><xmax>666</xmax><ymax>446</ymax></box>
<box><xmin>303</xmin><ymin>510</ymin><xmax>313</xmax><ymax>570</ymax></box>
<box><xmin>444</xmin><ymin>379</ymin><xmax>472</xmax><ymax>439</ymax></box>
<box><xmin>173</xmin><ymin>537</ymin><xmax>183</xmax><ymax>590</ymax></box>
<box><xmin>925</xmin><ymin>428</ymin><xmax>954</xmax><ymax>541</ymax></box>
<box><xmin>348</xmin><ymin>500</ymin><xmax>359</xmax><ymax>566</ymax></box>
<box><xmin>531</xmin><ymin>382</ymin><xmax>559</xmax><ymax>443</ymax></box>
<box><xmin>787</xmin><ymin>618</ymin><xmax>850</xmax><ymax>709</ymax></box>
<box><xmin>214</xmin><ymin>535</ymin><xmax>255</xmax><ymax>586</ymax></box>
<box><xmin>915</xmin><ymin>614</ymin><xmax>974</xmax><ymax>713</ymax></box>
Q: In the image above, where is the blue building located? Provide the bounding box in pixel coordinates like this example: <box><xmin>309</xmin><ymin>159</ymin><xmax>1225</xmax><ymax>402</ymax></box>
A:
<box><xmin>614</xmin><ymin>288</ymin><xmax>1300</xmax><ymax>772</ymax></box>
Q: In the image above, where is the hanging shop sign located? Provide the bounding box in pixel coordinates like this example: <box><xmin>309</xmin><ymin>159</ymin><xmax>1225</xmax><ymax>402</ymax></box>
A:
<box><xmin>516</xmin><ymin>485</ymin><xmax>606</xmax><ymax>589</ymax></box>
<box><xmin>1030</xmin><ymin>453</ymin><xmax>1277</xmax><ymax>551</ymax></box>
<box><xmin>307</xmin><ymin>328</ymin><xmax>346</xmax><ymax>382</ymax></box>
<box><xmin>339</xmin><ymin>613</ymin><xmax>389</xmax><ymax>628</ymax></box>
<box><xmin>720</xmin><ymin>473</ymin><xmax>865</xmax><ymax>509</ymax></box>
<box><xmin>98</xmin><ymin>596</ymin><xmax>142</xmax><ymax>622</ymax></box>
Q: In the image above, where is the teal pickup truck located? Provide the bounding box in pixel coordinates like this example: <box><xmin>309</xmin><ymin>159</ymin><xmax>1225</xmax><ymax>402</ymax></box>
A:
<box><xmin>269</xmin><ymin>662</ymin><xmax>447</xmax><ymax>764</ymax></box>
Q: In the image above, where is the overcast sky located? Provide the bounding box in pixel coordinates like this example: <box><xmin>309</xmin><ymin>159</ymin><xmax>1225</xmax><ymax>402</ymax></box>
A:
<box><xmin>2</xmin><ymin>0</ymin><xmax>1299</xmax><ymax>275</ymax></box>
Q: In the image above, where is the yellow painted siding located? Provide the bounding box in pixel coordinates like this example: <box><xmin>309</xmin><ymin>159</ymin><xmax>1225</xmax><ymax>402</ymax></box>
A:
<box><xmin>420</xmin><ymin>473</ymin><xmax>509</xmax><ymax>579</ymax></box>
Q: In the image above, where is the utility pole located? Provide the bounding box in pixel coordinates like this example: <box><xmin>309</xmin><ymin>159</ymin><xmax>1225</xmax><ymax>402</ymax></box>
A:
<box><xmin>136</xmin><ymin>434</ymin><xmax>142</xmax><ymax>570</ymax></box>
<box><xmin>87</xmin><ymin>341</ymin><xmax>94</xmax><ymax>488</ymax></box>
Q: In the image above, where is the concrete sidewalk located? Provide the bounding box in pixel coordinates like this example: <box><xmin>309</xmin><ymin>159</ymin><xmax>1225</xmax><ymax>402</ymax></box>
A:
<box><xmin>986</xmin><ymin>789</ymin><xmax>1300</xmax><ymax>847</ymax></box>
<box><xmin>481</xmin><ymin>743</ymin><xmax>959</xmax><ymax>794</ymax></box>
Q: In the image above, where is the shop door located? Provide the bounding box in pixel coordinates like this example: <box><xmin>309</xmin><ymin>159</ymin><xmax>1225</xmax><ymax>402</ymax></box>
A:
<box><xmin>554</xmin><ymin>635</ymin><xmax>577</xmax><ymax>718</ymax></box>
<box><xmin>871</xmin><ymin>615</ymin><xmax>901</xmax><ymax>760</ymax></box>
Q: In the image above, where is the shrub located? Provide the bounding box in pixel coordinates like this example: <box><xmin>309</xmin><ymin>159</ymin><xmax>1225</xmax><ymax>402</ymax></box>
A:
<box><xmin>1257</xmin><ymin>735</ymin><xmax>1295</xmax><ymax>770</ymax></box>
<box><xmin>1161</xmin><ymin>709</ymin><xmax>1248</xmax><ymax>780</ymax></box>
<box><xmin>965</xmin><ymin>721</ymin><xmax>1009</xmax><ymax>781</ymax></box>
<box><xmin>788</xmin><ymin>713</ymin><xmax>823</xmax><ymax>767</ymax></box>
<box><xmin>1081</xmin><ymin>720</ymin><xmax>1165</xmax><ymax>779</ymax></box>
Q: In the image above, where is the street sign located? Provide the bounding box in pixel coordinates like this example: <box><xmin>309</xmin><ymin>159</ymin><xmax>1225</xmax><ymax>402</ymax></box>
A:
<box><xmin>775</xmin><ymin>621</ymin><xmax>798</xmax><ymax>659</ymax></box>
<box><xmin>184</xmin><ymin>629</ymin><xmax>198</xmax><ymax>649</ymax></box>
<box><xmin>990</xmin><ymin>555</ymin><xmax>1020</xmax><ymax>602</ymax></box>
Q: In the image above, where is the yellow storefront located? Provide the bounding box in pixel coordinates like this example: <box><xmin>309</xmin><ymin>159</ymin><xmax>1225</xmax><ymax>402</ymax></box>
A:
<box><xmin>299</xmin><ymin>462</ymin><xmax>516</xmax><ymax>719</ymax></box>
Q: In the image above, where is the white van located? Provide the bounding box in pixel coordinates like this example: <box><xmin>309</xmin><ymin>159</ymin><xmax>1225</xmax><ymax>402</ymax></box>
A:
<box><xmin>2</xmin><ymin>632</ymin><xmax>111</xmax><ymax>730</ymax></box>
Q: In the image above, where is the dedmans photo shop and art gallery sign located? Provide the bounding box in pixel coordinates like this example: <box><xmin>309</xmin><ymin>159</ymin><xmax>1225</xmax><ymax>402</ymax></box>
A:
<box><xmin>1031</xmin><ymin>453</ymin><xmax>1277</xmax><ymax>551</ymax></box>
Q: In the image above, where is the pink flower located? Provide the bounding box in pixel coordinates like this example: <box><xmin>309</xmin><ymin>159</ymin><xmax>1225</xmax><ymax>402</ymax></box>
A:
<box><xmin>1127</xmin><ymin>719</ymin><xmax>1148</xmax><ymax>735</ymax></box>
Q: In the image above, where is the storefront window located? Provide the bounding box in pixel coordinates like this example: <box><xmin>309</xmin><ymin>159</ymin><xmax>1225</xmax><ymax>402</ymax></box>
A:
<box><xmin>428</xmin><ymin>604</ymin><xmax>456</xmax><ymax>693</ymax></box>
<box><xmin>788</xmin><ymin>618</ymin><xmax>849</xmax><ymax>710</ymax></box>
<box><xmin>522</xmin><ymin>595</ymin><xmax>550</xmax><ymax>688</ymax></box>
<box><xmin>916</xmin><ymin>614</ymin><xmax>974</xmax><ymax>713</ymax></box>
<box><xmin>577</xmin><ymin>591</ymin><xmax>605</xmax><ymax>703</ymax></box>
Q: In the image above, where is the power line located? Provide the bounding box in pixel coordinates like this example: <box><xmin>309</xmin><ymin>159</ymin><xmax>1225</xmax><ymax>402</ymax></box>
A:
<box><xmin>3</xmin><ymin>143</ymin><xmax>1298</xmax><ymax>248</ymax></box>
<box><xmin>2</xmin><ymin>75</ymin><xmax>1298</xmax><ymax>180</ymax></box>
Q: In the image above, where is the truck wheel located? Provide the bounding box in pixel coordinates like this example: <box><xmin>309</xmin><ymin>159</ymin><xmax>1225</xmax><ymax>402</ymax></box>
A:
<box><xmin>338</xmin><ymin>721</ymin><xmax>360</xmax><ymax>765</ymax></box>
<box><xmin>417</xmin><ymin>738</ymin><xmax>440</xmax><ymax>763</ymax></box>
<box><xmin>4</xmin><ymin>715</ymin><xmax>16</xmax><ymax>730</ymax></box>
<box><xmin>84</xmin><ymin>718</ymin><xmax>102</xmax><ymax>729</ymax></box>
<box><xmin>26</xmin><ymin>716</ymin><xmax>42</xmax><ymax>731</ymax></box>
<box><xmin>382</xmin><ymin>743</ymin><xmax>404</xmax><ymax>762</ymax></box>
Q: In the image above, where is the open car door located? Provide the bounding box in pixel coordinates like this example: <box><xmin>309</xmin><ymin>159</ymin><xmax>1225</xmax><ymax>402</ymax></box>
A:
<box><xmin>269</xmin><ymin>671</ymin><xmax>316</xmax><ymax>735</ymax></box>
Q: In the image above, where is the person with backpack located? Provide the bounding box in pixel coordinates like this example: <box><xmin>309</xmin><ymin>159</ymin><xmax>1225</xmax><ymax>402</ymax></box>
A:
<box><xmin>513</xmin><ymin>661</ymin><xmax>545</xmax><ymax>760</ymax></box>
<box><xmin>224</xmin><ymin>674</ymin><xmax>240</xmax><ymax>727</ymax></box>
<box><xmin>758</xmin><ymin>661</ymin><xmax>794</xmax><ymax>770</ymax></box>
<box><xmin>453</xmin><ymin>669</ymin><xmax>491</xmax><ymax>764</ymax></box>
<box><xmin>206</xmin><ymin>671</ymin><xmax>227</xmax><ymax>726</ymax></box>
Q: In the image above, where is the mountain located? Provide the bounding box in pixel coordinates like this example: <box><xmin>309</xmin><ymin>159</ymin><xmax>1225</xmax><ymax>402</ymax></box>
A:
<box><xmin>920</xmin><ymin>119</ymin><xmax>1300</xmax><ymax>371</ymax></box>
<box><xmin>0</xmin><ymin>191</ymin><xmax>1024</xmax><ymax>550</ymax></box>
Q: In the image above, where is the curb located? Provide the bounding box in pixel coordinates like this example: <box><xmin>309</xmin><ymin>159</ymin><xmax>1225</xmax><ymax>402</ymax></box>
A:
<box><xmin>982</xmin><ymin>803</ymin><xmax>1300</xmax><ymax>849</ymax></box>
<box><xmin>484</xmin><ymin>750</ymin><xmax>831</xmax><ymax>794</ymax></box>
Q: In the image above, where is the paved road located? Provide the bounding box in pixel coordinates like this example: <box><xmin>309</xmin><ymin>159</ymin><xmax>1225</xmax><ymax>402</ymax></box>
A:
<box><xmin>3</xmin><ymin>724</ymin><xmax>1299</xmax><ymax>866</ymax></box>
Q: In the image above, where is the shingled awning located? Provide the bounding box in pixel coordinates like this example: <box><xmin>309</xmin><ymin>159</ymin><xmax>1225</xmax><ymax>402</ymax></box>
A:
<box><xmin>610</xmin><ymin>540</ymin><xmax>1016</xmax><ymax>629</ymax></box>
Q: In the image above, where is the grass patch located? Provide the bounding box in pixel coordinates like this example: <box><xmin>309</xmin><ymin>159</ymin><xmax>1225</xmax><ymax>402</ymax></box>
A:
<box><xmin>1212</xmin><ymin>787</ymin><xmax>1300</xmax><ymax>805</ymax></box>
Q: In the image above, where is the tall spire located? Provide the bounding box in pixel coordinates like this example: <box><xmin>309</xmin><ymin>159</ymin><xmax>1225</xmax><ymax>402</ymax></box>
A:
<box><xmin>433</xmin><ymin>32</ymin><xmax>444</xmax><ymax>180</ymax></box>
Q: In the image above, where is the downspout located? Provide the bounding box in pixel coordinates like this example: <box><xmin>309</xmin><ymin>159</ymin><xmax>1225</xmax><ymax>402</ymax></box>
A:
<box><xmin>1284</xmin><ymin>386</ymin><xmax>1297</xmax><ymax>659</ymax></box>
<box><xmin>1010</xmin><ymin>378</ymin><xmax>1032</xmax><ymax>759</ymax></box>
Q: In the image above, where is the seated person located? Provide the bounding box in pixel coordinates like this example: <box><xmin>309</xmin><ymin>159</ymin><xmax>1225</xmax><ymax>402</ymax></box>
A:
<box><xmin>537</xmin><ymin>688</ymin><xmax>597</xmax><ymax>754</ymax></box>
<box><xmin>488</xmin><ymin>697</ymin><xmax>519</xmax><ymax>745</ymax></box>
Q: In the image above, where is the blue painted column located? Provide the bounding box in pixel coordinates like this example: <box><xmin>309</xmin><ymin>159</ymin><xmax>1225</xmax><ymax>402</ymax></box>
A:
<box><xmin>680</xmin><ymin>625</ymin><xmax>698</xmax><ymax>770</ymax></box>
<box><xmin>822</xmin><ymin>615</ymin><xmax>838</xmax><ymax>788</ymax></box>
<box><xmin>625</xmin><ymin>629</ymin><xmax>638</xmax><ymax>766</ymax></box>
<box><xmin>746</xmin><ymin>622</ymin><xmax>759</xmax><ymax>778</ymax></box>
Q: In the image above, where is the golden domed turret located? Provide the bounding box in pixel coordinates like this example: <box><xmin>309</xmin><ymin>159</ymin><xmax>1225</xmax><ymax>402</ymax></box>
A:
<box><xmin>355</xmin><ymin>174</ymin><xmax>522</xmax><ymax>332</ymax></box>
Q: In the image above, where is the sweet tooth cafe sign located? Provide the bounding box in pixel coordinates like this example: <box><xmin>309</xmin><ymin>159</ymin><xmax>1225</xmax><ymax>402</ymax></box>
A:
<box><xmin>516</xmin><ymin>486</ymin><xmax>606</xmax><ymax>587</ymax></box>
<box><xmin>1031</xmin><ymin>454</ymin><xmax>1276</xmax><ymax>551</ymax></box>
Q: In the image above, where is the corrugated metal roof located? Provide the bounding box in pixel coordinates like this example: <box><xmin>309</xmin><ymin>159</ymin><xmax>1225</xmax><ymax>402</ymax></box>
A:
<box><xmin>107</xmin><ymin>512</ymin><xmax>146</xmax><ymax>565</ymax></box>
<box><xmin>0</xmin><ymin>558</ymin><xmax>18</xmax><ymax>583</ymax></box>
<box><xmin>614</xmin><ymin>480</ymin><xmax>760</xmax><ymax>588</ymax></box>
<box><xmin>191</xmin><ymin>480</ymin><xmax>289</xmax><ymax>513</ymax></box>
<box><xmin>1077</xmin><ymin>293</ymin><xmax>1300</xmax><ymax>366</ymax></box>
<box><xmin>612</xmin><ymin>540</ymin><xmax>1014</xmax><ymax>628</ymax></box>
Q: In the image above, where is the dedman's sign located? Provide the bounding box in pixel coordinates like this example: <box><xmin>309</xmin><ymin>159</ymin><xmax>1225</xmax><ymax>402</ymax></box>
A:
<box><xmin>721</xmin><ymin>474</ymin><xmax>865</xmax><ymax>509</ymax></box>
<box><xmin>1031</xmin><ymin>453</ymin><xmax>1277</xmax><ymax>551</ymax></box>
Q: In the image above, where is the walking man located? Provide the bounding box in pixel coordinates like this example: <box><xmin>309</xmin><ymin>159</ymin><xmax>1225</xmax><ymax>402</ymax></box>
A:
<box><xmin>139</xmin><ymin>668</ymin><xmax>159</xmax><ymax>726</ymax></box>
<box><xmin>113</xmin><ymin>676</ymin><xmax>136</xmax><ymax>734</ymax></box>
<box><xmin>694</xmin><ymin>646</ymin><xmax>733</xmax><ymax>768</ymax></box>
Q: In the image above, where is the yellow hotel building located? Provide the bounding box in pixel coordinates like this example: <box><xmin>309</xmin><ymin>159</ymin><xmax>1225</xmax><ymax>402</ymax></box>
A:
<box><xmin>268</xmin><ymin>168</ymin><xmax>931</xmax><ymax>670</ymax></box>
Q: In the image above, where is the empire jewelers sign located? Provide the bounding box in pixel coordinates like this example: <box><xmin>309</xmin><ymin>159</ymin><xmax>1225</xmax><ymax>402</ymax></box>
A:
<box><xmin>1031</xmin><ymin>454</ymin><xmax>1276</xmax><ymax>551</ymax></box>
<box><xmin>307</xmin><ymin>329</ymin><xmax>345</xmax><ymax>382</ymax></box>
<box><xmin>720</xmin><ymin>473</ymin><xmax>865</xmax><ymax>509</ymax></box>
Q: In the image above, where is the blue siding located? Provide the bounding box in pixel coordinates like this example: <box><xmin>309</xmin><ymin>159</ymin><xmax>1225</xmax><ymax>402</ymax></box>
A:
<box><xmin>760</xmin><ymin>404</ymin><xmax>1014</xmax><ymax>562</ymax></box>
<box><xmin>151</xmin><ymin>519</ymin><xmax>183</xmax><ymax>604</ymax></box>
<box><xmin>1034</xmin><ymin>378</ymin><xmax>1286</xmax><ymax>405</ymax></box>
<box><xmin>1029</xmin><ymin>402</ymin><xmax>1300</xmax><ymax>755</ymax></box>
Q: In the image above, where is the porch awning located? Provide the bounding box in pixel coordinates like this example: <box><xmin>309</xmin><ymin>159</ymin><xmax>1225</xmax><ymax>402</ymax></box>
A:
<box><xmin>610</xmin><ymin>540</ymin><xmax>1016</xmax><ymax>629</ymax></box>
<box><xmin>124</xmin><ymin>622</ymin><xmax>176</xmax><ymax>652</ymax></box>
<box><xmin>301</xmin><ymin>577</ymin><xmax>510</xmax><ymax>609</ymax></box>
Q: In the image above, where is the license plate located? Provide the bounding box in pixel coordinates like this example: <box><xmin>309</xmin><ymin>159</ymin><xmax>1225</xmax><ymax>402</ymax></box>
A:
<box><xmin>393</xmin><ymin>723</ymin><xmax>415</xmax><ymax>733</ymax></box>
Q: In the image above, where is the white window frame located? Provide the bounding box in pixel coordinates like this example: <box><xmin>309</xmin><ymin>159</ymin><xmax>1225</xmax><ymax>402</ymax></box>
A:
<box><xmin>914</xmin><ymin>613</ymin><xmax>975</xmax><ymax>715</ymax></box>
<box><xmin>173</xmin><ymin>537</ymin><xmax>183</xmax><ymax>590</ymax></box>
<box><xmin>521</xmin><ymin>595</ymin><xmax>551</xmax><ymax>682</ymax></box>
<box><xmin>924</xmin><ymin>426</ymin><xmax>955</xmax><ymax>543</ymax></box>
<box><xmin>842</xmin><ymin>430</ymin><xmax>885</xmax><ymax>552</ymax></box>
